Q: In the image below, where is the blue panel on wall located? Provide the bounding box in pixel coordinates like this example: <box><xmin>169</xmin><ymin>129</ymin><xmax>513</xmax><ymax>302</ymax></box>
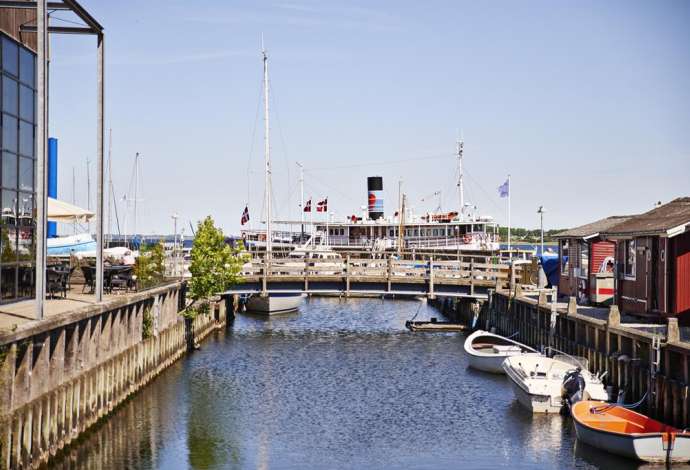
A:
<box><xmin>47</xmin><ymin>137</ymin><xmax>58</xmax><ymax>237</ymax></box>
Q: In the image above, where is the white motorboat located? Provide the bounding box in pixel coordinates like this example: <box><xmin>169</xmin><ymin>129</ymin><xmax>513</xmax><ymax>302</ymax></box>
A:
<box><xmin>245</xmin><ymin>293</ymin><xmax>305</xmax><ymax>315</ymax></box>
<box><xmin>463</xmin><ymin>330</ymin><xmax>539</xmax><ymax>374</ymax></box>
<box><xmin>502</xmin><ymin>354</ymin><xmax>608</xmax><ymax>413</ymax></box>
<box><xmin>572</xmin><ymin>400</ymin><xmax>690</xmax><ymax>463</ymax></box>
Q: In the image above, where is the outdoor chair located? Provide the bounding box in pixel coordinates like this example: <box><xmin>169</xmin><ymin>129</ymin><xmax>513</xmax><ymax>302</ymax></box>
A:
<box><xmin>46</xmin><ymin>268</ymin><xmax>67</xmax><ymax>298</ymax></box>
<box><xmin>109</xmin><ymin>267</ymin><xmax>134</xmax><ymax>293</ymax></box>
<box><xmin>81</xmin><ymin>266</ymin><xmax>95</xmax><ymax>294</ymax></box>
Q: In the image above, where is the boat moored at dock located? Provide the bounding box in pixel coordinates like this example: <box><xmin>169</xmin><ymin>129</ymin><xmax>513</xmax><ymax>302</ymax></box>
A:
<box><xmin>572</xmin><ymin>400</ymin><xmax>690</xmax><ymax>463</ymax></box>
<box><xmin>502</xmin><ymin>354</ymin><xmax>608</xmax><ymax>413</ymax></box>
<box><xmin>463</xmin><ymin>330</ymin><xmax>539</xmax><ymax>374</ymax></box>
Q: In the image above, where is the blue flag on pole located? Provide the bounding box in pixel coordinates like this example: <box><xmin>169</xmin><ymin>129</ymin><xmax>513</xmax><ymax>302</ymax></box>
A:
<box><xmin>498</xmin><ymin>179</ymin><xmax>509</xmax><ymax>198</ymax></box>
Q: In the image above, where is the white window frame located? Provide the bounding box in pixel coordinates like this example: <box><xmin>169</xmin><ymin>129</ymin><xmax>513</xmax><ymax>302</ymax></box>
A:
<box><xmin>623</xmin><ymin>239</ymin><xmax>636</xmax><ymax>280</ymax></box>
<box><xmin>560</xmin><ymin>240</ymin><xmax>570</xmax><ymax>275</ymax></box>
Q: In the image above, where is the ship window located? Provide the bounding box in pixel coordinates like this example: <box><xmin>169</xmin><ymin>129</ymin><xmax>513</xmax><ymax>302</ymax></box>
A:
<box><xmin>560</xmin><ymin>240</ymin><xmax>569</xmax><ymax>275</ymax></box>
<box><xmin>624</xmin><ymin>239</ymin><xmax>636</xmax><ymax>279</ymax></box>
<box><xmin>414</xmin><ymin>228</ymin><xmax>419</xmax><ymax>237</ymax></box>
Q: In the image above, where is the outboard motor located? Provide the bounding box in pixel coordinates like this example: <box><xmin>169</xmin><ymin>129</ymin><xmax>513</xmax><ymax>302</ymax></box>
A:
<box><xmin>561</xmin><ymin>367</ymin><xmax>586</xmax><ymax>414</ymax></box>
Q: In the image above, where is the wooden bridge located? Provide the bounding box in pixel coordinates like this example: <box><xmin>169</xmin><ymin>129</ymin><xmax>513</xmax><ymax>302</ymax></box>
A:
<box><xmin>222</xmin><ymin>255</ymin><xmax>521</xmax><ymax>299</ymax></box>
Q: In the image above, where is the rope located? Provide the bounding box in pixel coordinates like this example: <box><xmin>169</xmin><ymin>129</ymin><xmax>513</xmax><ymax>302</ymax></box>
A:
<box><xmin>590</xmin><ymin>392</ymin><xmax>648</xmax><ymax>414</ymax></box>
<box><xmin>409</xmin><ymin>302</ymin><xmax>423</xmax><ymax>322</ymax></box>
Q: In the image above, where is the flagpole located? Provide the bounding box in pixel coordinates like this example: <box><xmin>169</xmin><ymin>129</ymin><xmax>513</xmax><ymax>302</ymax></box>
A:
<box><xmin>507</xmin><ymin>174</ymin><xmax>511</xmax><ymax>257</ymax></box>
<box><xmin>325</xmin><ymin>199</ymin><xmax>329</xmax><ymax>246</ymax></box>
<box><xmin>310</xmin><ymin>197</ymin><xmax>313</xmax><ymax>244</ymax></box>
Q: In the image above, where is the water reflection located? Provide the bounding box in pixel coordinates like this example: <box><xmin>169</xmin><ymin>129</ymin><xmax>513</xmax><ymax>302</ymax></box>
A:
<box><xmin>48</xmin><ymin>298</ymin><xmax>656</xmax><ymax>469</ymax></box>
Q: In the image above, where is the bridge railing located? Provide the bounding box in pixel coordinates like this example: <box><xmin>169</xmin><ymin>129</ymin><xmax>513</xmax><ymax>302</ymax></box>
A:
<box><xmin>240</xmin><ymin>256</ymin><xmax>521</xmax><ymax>292</ymax></box>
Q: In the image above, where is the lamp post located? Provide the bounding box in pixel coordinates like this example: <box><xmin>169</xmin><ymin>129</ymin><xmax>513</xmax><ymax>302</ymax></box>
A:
<box><xmin>537</xmin><ymin>206</ymin><xmax>545</xmax><ymax>255</ymax></box>
<box><xmin>172</xmin><ymin>213</ymin><xmax>179</xmax><ymax>277</ymax></box>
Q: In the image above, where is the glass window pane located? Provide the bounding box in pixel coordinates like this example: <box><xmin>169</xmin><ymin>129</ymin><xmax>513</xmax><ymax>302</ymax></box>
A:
<box><xmin>1</xmin><ymin>189</ymin><xmax>17</xmax><ymax>226</ymax></box>
<box><xmin>19</xmin><ymin>121</ymin><xmax>33</xmax><ymax>157</ymax></box>
<box><xmin>2</xmin><ymin>151</ymin><xmax>17</xmax><ymax>189</ymax></box>
<box><xmin>18</xmin><ymin>264</ymin><xmax>34</xmax><ymax>298</ymax></box>
<box><xmin>2</xmin><ymin>77</ymin><xmax>18</xmax><ymax>115</ymax></box>
<box><xmin>19</xmin><ymin>85</ymin><xmax>33</xmax><ymax>122</ymax></box>
<box><xmin>19</xmin><ymin>156</ymin><xmax>32</xmax><ymax>192</ymax></box>
<box><xmin>1</xmin><ymin>265</ymin><xmax>17</xmax><ymax>300</ymax></box>
<box><xmin>2</xmin><ymin>114</ymin><xmax>17</xmax><ymax>152</ymax></box>
<box><xmin>19</xmin><ymin>48</ymin><xmax>34</xmax><ymax>87</ymax></box>
<box><xmin>18</xmin><ymin>192</ymin><xmax>32</xmax><ymax>224</ymax></box>
<box><xmin>2</xmin><ymin>37</ymin><xmax>19</xmax><ymax>77</ymax></box>
<box><xmin>17</xmin><ymin>227</ymin><xmax>33</xmax><ymax>262</ymax></box>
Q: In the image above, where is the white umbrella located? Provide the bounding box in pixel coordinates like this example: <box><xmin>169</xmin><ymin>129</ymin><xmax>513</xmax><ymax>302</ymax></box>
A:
<box><xmin>47</xmin><ymin>197</ymin><xmax>95</xmax><ymax>223</ymax></box>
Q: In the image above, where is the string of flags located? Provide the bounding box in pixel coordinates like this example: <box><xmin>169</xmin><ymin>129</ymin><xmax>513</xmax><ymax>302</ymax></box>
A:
<box><xmin>241</xmin><ymin>197</ymin><xmax>329</xmax><ymax>224</ymax></box>
<box><xmin>303</xmin><ymin>198</ymin><xmax>327</xmax><ymax>212</ymax></box>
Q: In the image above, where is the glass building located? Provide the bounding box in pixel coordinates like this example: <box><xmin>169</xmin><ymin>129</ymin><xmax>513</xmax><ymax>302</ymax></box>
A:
<box><xmin>1</xmin><ymin>32</ymin><xmax>35</xmax><ymax>302</ymax></box>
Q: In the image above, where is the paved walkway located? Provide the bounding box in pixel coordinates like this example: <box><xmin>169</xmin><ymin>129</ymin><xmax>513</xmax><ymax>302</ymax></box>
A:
<box><xmin>0</xmin><ymin>289</ymin><xmax>118</xmax><ymax>332</ymax></box>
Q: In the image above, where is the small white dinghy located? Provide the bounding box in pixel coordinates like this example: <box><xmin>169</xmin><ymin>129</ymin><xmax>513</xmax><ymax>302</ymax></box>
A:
<box><xmin>572</xmin><ymin>400</ymin><xmax>690</xmax><ymax>463</ymax></box>
<box><xmin>463</xmin><ymin>330</ymin><xmax>539</xmax><ymax>374</ymax></box>
<box><xmin>502</xmin><ymin>354</ymin><xmax>608</xmax><ymax>413</ymax></box>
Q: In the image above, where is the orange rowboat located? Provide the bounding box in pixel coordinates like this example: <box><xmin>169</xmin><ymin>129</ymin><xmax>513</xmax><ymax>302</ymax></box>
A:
<box><xmin>571</xmin><ymin>400</ymin><xmax>690</xmax><ymax>463</ymax></box>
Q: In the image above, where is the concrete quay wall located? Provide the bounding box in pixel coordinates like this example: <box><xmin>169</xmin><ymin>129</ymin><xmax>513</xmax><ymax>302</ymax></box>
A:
<box><xmin>0</xmin><ymin>282</ymin><xmax>228</xmax><ymax>469</ymax></box>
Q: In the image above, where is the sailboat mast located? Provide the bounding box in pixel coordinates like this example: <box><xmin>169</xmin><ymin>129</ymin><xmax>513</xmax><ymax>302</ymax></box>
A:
<box><xmin>456</xmin><ymin>138</ymin><xmax>464</xmax><ymax>220</ymax></box>
<box><xmin>262</xmin><ymin>44</ymin><xmax>272</xmax><ymax>257</ymax></box>
<box><xmin>107</xmin><ymin>128</ymin><xmax>113</xmax><ymax>247</ymax></box>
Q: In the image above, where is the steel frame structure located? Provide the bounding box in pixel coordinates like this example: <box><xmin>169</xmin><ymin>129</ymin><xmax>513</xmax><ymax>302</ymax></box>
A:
<box><xmin>0</xmin><ymin>0</ymin><xmax>105</xmax><ymax>317</ymax></box>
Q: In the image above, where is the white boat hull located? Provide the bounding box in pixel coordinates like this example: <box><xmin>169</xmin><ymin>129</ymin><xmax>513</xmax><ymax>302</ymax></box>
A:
<box><xmin>506</xmin><ymin>373</ymin><xmax>564</xmax><ymax>413</ymax></box>
<box><xmin>468</xmin><ymin>353</ymin><xmax>517</xmax><ymax>374</ymax></box>
<box><xmin>246</xmin><ymin>294</ymin><xmax>304</xmax><ymax>314</ymax></box>
<box><xmin>574</xmin><ymin>414</ymin><xmax>690</xmax><ymax>463</ymax></box>
<box><xmin>464</xmin><ymin>330</ymin><xmax>539</xmax><ymax>374</ymax></box>
<box><xmin>502</xmin><ymin>355</ymin><xmax>608</xmax><ymax>414</ymax></box>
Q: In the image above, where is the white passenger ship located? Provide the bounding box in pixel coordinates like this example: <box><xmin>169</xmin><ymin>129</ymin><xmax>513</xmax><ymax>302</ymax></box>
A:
<box><xmin>242</xmin><ymin>140</ymin><xmax>501</xmax><ymax>253</ymax></box>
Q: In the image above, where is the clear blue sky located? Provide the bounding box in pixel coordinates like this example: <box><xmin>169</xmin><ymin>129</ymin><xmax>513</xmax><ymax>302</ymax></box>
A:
<box><xmin>48</xmin><ymin>0</ymin><xmax>690</xmax><ymax>236</ymax></box>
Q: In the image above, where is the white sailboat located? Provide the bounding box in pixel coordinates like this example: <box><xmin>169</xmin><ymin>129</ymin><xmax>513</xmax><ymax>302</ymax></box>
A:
<box><xmin>246</xmin><ymin>42</ymin><xmax>304</xmax><ymax>315</ymax></box>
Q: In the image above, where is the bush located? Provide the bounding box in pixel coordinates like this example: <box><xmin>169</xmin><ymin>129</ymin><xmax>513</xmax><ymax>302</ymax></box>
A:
<box><xmin>187</xmin><ymin>216</ymin><xmax>247</xmax><ymax>317</ymax></box>
<box><xmin>135</xmin><ymin>242</ymin><xmax>166</xmax><ymax>290</ymax></box>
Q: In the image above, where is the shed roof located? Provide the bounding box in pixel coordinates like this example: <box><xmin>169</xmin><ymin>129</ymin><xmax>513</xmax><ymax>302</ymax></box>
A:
<box><xmin>602</xmin><ymin>197</ymin><xmax>690</xmax><ymax>237</ymax></box>
<box><xmin>554</xmin><ymin>215</ymin><xmax>635</xmax><ymax>239</ymax></box>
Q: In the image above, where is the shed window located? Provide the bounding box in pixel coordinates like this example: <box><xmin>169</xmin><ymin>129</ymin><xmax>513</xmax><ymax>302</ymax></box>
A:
<box><xmin>579</xmin><ymin>243</ymin><xmax>589</xmax><ymax>278</ymax></box>
<box><xmin>624</xmin><ymin>240</ymin><xmax>636</xmax><ymax>279</ymax></box>
<box><xmin>560</xmin><ymin>240</ymin><xmax>570</xmax><ymax>275</ymax></box>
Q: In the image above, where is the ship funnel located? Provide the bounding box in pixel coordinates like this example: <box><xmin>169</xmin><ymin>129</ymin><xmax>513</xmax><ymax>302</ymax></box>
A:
<box><xmin>367</xmin><ymin>176</ymin><xmax>383</xmax><ymax>220</ymax></box>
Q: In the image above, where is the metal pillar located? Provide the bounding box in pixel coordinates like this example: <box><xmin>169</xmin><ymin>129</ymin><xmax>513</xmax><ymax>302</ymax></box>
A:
<box><xmin>95</xmin><ymin>33</ymin><xmax>105</xmax><ymax>301</ymax></box>
<box><xmin>35</xmin><ymin>0</ymin><xmax>47</xmax><ymax>319</ymax></box>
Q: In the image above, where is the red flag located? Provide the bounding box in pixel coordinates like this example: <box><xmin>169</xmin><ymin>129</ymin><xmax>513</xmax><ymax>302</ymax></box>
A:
<box><xmin>240</xmin><ymin>206</ymin><xmax>250</xmax><ymax>225</ymax></box>
<box><xmin>316</xmin><ymin>198</ymin><xmax>328</xmax><ymax>212</ymax></box>
<box><xmin>304</xmin><ymin>199</ymin><xmax>312</xmax><ymax>212</ymax></box>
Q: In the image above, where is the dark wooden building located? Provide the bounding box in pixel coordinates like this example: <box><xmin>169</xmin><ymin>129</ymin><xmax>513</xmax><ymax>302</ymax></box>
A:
<box><xmin>602</xmin><ymin>197</ymin><xmax>690</xmax><ymax>319</ymax></box>
<box><xmin>555</xmin><ymin>215</ymin><xmax>633</xmax><ymax>304</ymax></box>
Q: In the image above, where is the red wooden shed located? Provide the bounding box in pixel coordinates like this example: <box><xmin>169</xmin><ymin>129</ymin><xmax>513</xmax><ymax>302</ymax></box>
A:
<box><xmin>555</xmin><ymin>215</ymin><xmax>633</xmax><ymax>304</ymax></box>
<box><xmin>602</xmin><ymin>197</ymin><xmax>690</xmax><ymax>319</ymax></box>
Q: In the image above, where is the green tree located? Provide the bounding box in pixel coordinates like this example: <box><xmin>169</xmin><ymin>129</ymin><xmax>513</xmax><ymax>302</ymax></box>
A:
<box><xmin>187</xmin><ymin>216</ymin><xmax>246</xmax><ymax>316</ymax></box>
<box><xmin>134</xmin><ymin>241</ymin><xmax>166</xmax><ymax>290</ymax></box>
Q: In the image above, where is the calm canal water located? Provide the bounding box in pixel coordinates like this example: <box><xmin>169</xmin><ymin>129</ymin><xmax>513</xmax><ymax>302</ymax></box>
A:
<box><xmin>51</xmin><ymin>298</ymin><xmax>655</xmax><ymax>469</ymax></box>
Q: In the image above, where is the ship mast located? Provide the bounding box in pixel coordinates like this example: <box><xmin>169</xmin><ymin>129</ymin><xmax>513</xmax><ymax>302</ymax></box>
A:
<box><xmin>263</xmin><ymin>41</ymin><xmax>272</xmax><ymax>258</ymax></box>
<box><xmin>456</xmin><ymin>137</ymin><xmax>464</xmax><ymax>220</ymax></box>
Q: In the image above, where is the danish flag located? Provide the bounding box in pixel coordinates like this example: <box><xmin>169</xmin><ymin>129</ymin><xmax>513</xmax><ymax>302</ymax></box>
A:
<box><xmin>304</xmin><ymin>199</ymin><xmax>312</xmax><ymax>212</ymax></box>
<box><xmin>240</xmin><ymin>206</ymin><xmax>250</xmax><ymax>225</ymax></box>
<box><xmin>316</xmin><ymin>198</ymin><xmax>328</xmax><ymax>212</ymax></box>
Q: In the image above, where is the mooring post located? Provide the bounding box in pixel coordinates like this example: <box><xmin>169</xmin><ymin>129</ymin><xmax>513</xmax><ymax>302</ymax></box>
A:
<box><xmin>428</xmin><ymin>256</ymin><xmax>435</xmax><ymax>299</ymax></box>
<box><xmin>469</xmin><ymin>258</ymin><xmax>475</xmax><ymax>297</ymax></box>
<box><xmin>261</xmin><ymin>257</ymin><xmax>268</xmax><ymax>295</ymax></box>
<box><xmin>304</xmin><ymin>255</ymin><xmax>309</xmax><ymax>293</ymax></box>
<box><xmin>509</xmin><ymin>262</ymin><xmax>516</xmax><ymax>292</ymax></box>
<box><xmin>667</xmin><ymin>317</ymin><xmax>680</xmax><ymax>343</ymax></box>
<box><xmin>387</xmin><ymin>256</ymin><xmax>392</xmax><ymax>293</ymax></box>
<box><xmin>345</xmin><ymin>254</ymin><xmax>351</xmax><ymax>297</ymax></box>
<box><xmin>567</xmin><ymin>296</ymin><xmax>577</xmax><ymax>316</ymax></box>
